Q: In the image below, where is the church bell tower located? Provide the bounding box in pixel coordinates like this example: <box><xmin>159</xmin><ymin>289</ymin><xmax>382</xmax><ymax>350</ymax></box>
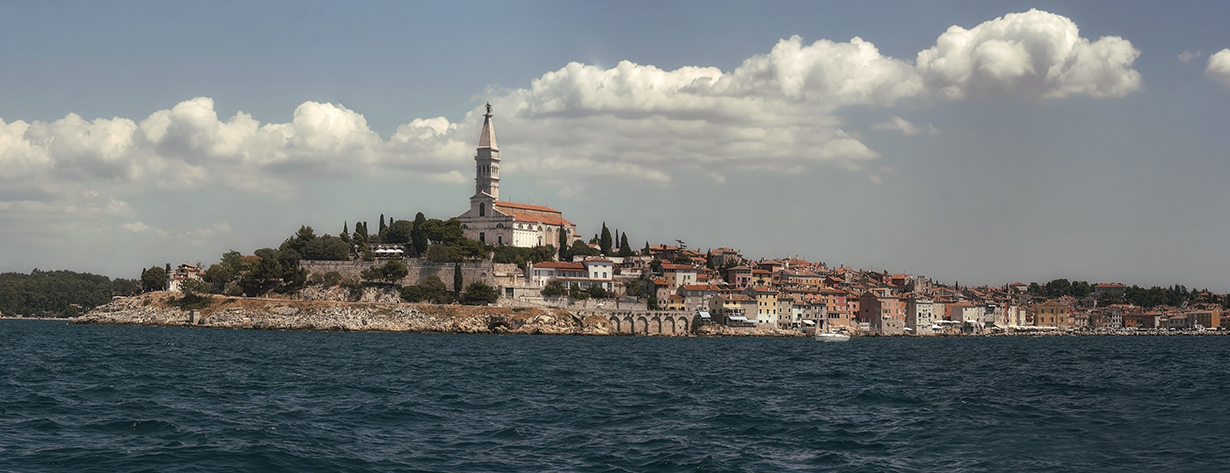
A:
<box><xmin>474</xmin><ymin>102</ymin><xmax>500</xmax><ymax>200</ymax></box>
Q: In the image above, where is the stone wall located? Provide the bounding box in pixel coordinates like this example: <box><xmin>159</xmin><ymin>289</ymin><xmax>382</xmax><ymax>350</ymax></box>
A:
<box><xmin>301</xmin><ymin>259</ymin><xmax>513</xmax><ymax>289</ymax></box>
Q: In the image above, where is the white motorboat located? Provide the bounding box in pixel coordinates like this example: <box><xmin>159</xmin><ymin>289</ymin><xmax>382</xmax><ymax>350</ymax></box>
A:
<box><xmin>815</xmin><ymin>331</ymin><xmax>851</xmax><ymax>342</ymax></box>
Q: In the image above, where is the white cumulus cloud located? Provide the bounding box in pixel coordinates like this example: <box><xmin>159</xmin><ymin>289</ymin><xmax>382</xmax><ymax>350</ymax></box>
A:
<box><xmin>1206</xmin><ymin>49</ymin><xmax>1230</xmax><ymax>86</ymax></box>
<box><xmin>0</xmin><ymin>8</ymin><xmax>1139</xmax><ymax>228</ymax></box>
<box><xmin>916</xmin><ymin>9</ymin><xmax>1140</xmax><ymax>99</ymax></box>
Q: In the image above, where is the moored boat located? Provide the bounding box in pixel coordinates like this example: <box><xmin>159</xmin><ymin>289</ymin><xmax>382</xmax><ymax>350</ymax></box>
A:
<box><xmin>815</xmin><ymin>331</ymin><xmax>851</xmax><ymax>342</ymax></box>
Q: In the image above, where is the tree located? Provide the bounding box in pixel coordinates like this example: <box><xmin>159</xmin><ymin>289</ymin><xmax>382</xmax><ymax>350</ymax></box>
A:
<box><xmin>399</xmin><ymin>285</ymin><xmax>425</xmax><ymax>302</ymax></box>
<box><xmin>541</xmin><ymin>280</ymin><xmax>566</xmax><ymax>297</ymax></box>
<box><xmin>454</xmin><ymin>263</ymin><xmax>464</xmax><ymax>295</ymax></box>
<box><xmin>569</xmin><ymin>283</ymin><xmax>588</xmax><ymax>300</ymax></box>
<box><xmin>569</xmin><ymin>240</ymin><xmax>599</xmax><ymax>257</ymax></box>
<box><xmin>599</xmin><ymin>222</ymin><xmax>613</xmax><ymax>255</ymax></box>
<box><xmin>618</xmin><ymin>233</ymin><xmax>633</xmax><ymax>257</ymax></box>
<box><xmin>586</xmin><ymin>285</ymin><xmax>608</xmax><ymax>299</ymax></box>
<box><xmin>411</xmin><ymin>212</ymin><xmax>429</xmax><ymax>256</ymax></box>
<box><xmin>425</xmin><ymin>244</ymin><xmax>452</xmax><ymax>262</ymax></box>
<box><xmin>558</xmin><ymin>230</ymin><xmax>571</xmax><ymax>261</ymax></box>
<box><xmin>141</xmin><ymin>265</ymin><xmax>167</xmax><ymax>292</ymax></box>
<box><xmin>461</xmin><ymin>282</ymin><xmax>499</xmax><ymax>305</ymax></box>
<box><xmin>418</xmin><ymin>275</ymin><xmax>453</xmax><ymax>304</ymax></box>
<box><xmin>178</xmin><ymin>278</ymin><xmax>213</xmax><ymax>310</ymax></box>
<box><xmin>379</xmin><ymin>213</ymin><xmax>387</xmax><ymax>234</ymax></box>
<box><xmin>383</xmin><ymin>219</ymin><xmax>414</xmax><ymax>244</ymax></box>
<box><xmin>623</xmin><ymin>279</ymin><xmax>642</xmax><ymax>297</ymax></box>
<box><xmin>361</xmin><ymin>261</ymin><xmax>409</xmax><ymax>284</ymax></box>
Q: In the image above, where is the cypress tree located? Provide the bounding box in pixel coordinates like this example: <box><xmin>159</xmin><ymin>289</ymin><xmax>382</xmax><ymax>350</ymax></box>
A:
<box><xmin>411</xmin><ymin>212</ymin><xmax>429</xmax><ymax>257</ymax></box>
<box><xmin>558</xmin><ymin>229</ymin><xmax>570</xmax><ymax>261</ymax></box>
<box><xmin>618</xmin><ymin>233</ymin><xmax>632</xmax><ymax>257</ymax></box>
<box><xmin>453</xmin><ymin>263</ymin><xmax>463</xmax><ymax>295</ymax></box>
<box><xmin>599</xmin><ymin>222</ymin><xmax>613</xmax><ymax>255</ymax></box>
<box><xmin>379</xmin><ymin>214</ymin><xmax>387</xmax><ymax>234</ymax></box>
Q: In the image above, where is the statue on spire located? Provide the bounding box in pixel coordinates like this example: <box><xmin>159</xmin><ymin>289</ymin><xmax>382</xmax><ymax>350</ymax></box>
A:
<box><xmin>485</xmin><ymin>102</ymin><xmax>492</xmax><ymax>115</ymax></box>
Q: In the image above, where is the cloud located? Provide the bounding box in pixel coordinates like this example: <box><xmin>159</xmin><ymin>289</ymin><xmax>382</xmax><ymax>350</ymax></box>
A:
<box><xmin>872</xmin><ymin>116</ymin><xmax>939</xmax><ymax>135</ymax></box>
<box><xmin>1207</xmin><ymin>49</ymin><xmax>1230</xmax><ymax>86</ymax></box>
<box><xmin>916</xmin><ymin>9</ymin><xmax>1140</xmax><ymax>99</ymax></box>
<box><xmin>1179</xmin><ymin>50</ymin><xmax>1202</xmax><ymax>63</ymax></box>
<box><xmin>0</xmin><ymin>8</ymin><xmax>1137</xmax><ymax>221</ymax></box>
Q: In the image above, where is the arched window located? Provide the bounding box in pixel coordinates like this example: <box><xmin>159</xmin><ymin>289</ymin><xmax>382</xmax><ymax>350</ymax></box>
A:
<box><xmin>479</xmin><ymin>203</ymin><xmax>486</xmax><ymax>217</ymax></box>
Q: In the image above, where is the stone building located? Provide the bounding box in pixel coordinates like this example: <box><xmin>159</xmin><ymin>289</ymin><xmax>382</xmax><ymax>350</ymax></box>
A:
<box><xmin>456</xmin><ymin>103</ymin><xmax>578</xmax><ymax>249</ymax></box>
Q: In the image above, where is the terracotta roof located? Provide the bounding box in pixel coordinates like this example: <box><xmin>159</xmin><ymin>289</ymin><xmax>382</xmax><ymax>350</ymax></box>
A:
<box><xmin>661</xmin><ymin>263</ymin><xmax>696</xmax><ymax>271</ymax></box>
<box><xmin>494</xmin><ymin>201</ymin><xmax>574</xmax><ymax>226</ymax></box>
<box><xmin>533</xmin><ymin>262</ymin><xmax>584</xmax><ymax>270</ymax></box>
<box><xmin>497</xmin><ymin>207</ymin><xmax>574</xmax><ymax>226</ymax></box>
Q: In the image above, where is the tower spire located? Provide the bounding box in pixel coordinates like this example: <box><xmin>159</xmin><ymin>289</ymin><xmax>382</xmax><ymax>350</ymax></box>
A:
<box><xmin>474</xmin><ymin>102</ymin><xmax>500</xmax><ymax>200</ymax></box>
<box><xmin>478</xmin><ymin>102</ymin><xmax>497</xmax><ymax>150</ymax></box>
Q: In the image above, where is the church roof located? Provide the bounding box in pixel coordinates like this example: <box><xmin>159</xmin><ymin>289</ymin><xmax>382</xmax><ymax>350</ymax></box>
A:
<box><xmin>495</xmin><ymin>201</ymin><xmax>573</xmax><ymax>226</ymax></box>
<box><xmin>478</xmin><ymin>103</ymin><xmax>497</xmax><ymax>150</ymax></box>
<box><xmin>496</xmin><ymin>201</ymin><xmax>562</xmax><ymax>213</ymax></box>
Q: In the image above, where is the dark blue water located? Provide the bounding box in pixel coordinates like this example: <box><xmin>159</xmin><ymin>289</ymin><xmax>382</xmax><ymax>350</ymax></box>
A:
<box><xmin>2</xmin><ymin>320</ymin><xmax>1228</xmax><ymax>472</ymax></box>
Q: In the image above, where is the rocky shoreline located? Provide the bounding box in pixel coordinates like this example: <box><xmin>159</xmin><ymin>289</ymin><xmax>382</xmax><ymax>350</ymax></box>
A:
<box><xmin>71</xmin><ymin>292</ymin><xmax>802</xmax><ymax>337</ymax></box>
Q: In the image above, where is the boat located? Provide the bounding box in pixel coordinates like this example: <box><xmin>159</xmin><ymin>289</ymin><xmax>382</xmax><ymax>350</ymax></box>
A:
<box><xmin>813</xmin><ymin>318</ymin><xmax>851</xmax><ymax>342</ymax></box>
<box><xmin>815</xmin><ymin>331</ymin><xmax>851</xmax><ymax>342</ymax></box>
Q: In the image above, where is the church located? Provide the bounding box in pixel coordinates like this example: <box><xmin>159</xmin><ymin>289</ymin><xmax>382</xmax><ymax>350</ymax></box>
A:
<box><xmin>457</xmin><ymin>104</ymin><xmax>578</xmax><ymax>250</ymax></box>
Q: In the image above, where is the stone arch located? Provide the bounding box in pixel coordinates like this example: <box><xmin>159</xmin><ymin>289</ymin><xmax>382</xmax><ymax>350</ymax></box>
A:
<box><xmin>609</xmin><ymin>316</ymin><xmax>621</xmax><ymax>333</ymax></box>
<box><xmin>649</xmin><ymin>316</ymin><xmax>661</xmax><ymax>334</ymax></box>
<box><xmin>634</xmin><ymin>316</ymin><xmax>648</xmax><ymax>334</ymax></box>
<box><xmin>677</xmin><ymin>316</ymin><xmax>690</xmax><ymax>334</ymax></box>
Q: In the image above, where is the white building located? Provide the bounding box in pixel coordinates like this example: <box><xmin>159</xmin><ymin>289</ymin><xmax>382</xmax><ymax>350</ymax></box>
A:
<box><xmin>905</xmin><ymin>296</ymin><xmax>939</xmax><ymax>335</ymax></box>
<box><xmin>529</xmin><ymin>259</ymin><xmax>614</xmax><ymax>291</ymax></box>
<box><xmin>456</xmin><ymin>103</ymin><xmax>578</xmax><ymax>249</ymax></box>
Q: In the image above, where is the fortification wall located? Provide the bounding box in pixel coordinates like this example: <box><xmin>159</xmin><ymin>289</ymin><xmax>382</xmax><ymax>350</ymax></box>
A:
<box><xmin>301</xmin><ymin>259</ymin><xmax>508</xmax><ymax>288</ymax></box>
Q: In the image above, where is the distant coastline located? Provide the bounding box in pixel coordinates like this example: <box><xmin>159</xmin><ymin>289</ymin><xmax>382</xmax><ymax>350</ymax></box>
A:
<box><xmin>61</xmin><ymin>292</ymin><xmax>1228</xmax><ymax>338</ymax></box>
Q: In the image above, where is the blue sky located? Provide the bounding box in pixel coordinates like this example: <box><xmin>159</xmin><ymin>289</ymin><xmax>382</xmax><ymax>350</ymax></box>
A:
<box><xmin>3</xmin><ymin>1</ymin><xmax>1230</xmax><ymax>290</ymax></box>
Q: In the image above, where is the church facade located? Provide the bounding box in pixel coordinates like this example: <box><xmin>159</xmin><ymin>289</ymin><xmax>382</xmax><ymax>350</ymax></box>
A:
<box><xmin>457</xmin><ymin>104</ymin><xmax>578</xmax><ymax>250</ymax></box>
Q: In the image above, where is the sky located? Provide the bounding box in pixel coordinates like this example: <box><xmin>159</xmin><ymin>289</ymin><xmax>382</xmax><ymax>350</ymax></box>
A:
<box><xmin>3</xmin><ymin>1</ymin><xmax>1230</xmax><ymax>290</ymax></box>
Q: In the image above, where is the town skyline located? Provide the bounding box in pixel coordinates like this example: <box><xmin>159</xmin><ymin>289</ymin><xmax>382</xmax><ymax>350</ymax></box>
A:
<box><xmin>2</xmin><ymin>2</ymin><xmax>1230</xmax><ymax>291</ymax></box>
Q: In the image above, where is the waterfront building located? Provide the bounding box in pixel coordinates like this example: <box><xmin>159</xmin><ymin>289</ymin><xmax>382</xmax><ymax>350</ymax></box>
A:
<box><xmin>457</xmin><ymin>104</ymin><xmax>578</xmax><ymax>249</ymax></box>
<box><xmin>857</xmin><ymin>287</ymin><xmax>905</xmax><ymax>335</ymax></box>
<box><xmin>1032</xmin><ymin>299</ymin><xmax>1071</xmax><ymax>328</ymax></box>
<box><xmin>905</xmin><ymin>296</ymin><xmax>939</xmax><ymax>335</ymax></box>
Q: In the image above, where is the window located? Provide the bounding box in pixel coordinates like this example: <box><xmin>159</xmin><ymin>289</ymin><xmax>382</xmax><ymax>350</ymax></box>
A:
<box><xmin>479</xmin><ymin>203</ymin><xmax>486</xmax><ymax>217</ymax></box>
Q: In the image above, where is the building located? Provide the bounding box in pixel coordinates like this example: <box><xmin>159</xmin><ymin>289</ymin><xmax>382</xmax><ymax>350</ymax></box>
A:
<box><xmin>857</xmin><ymin>287</ymin><xmax>905</xmax><ymax>335</ymax></box>
<box><xmin>904</xmin><ymin>296</ymin><xmax>939</xmax><ymax>335</ymax></box>
<box><xmin>528</xmin><ymin>259</ymin><xmax>613</xmax><ymax>292</ymax></box>
<box><xmin>1032</xmin><ymin>299</ymin><xmax>1071</xmax><ymax>328</ymax></box>
<box><xmin>167</xmin><ymin>263</ymin><xmax>203</xmax><ymax>292</ymax></box>
<box><xmin>457</xmin><ymin>104</ymin><xmax>578</xmax><ymax>249</ymax></box>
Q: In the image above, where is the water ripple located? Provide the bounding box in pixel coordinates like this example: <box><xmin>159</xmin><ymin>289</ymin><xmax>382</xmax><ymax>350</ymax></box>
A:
<box><xmin>2</xmin><ymin>321</ymin><xmax>1229</xmax><ymax>472</ymax></box>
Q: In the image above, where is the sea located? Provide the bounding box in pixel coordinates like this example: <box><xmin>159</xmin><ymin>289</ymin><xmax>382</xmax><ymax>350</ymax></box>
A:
<box><xmin>2</xmin><ymin>320</ymin><xmax>1227</xmax><ymax>473</ymax></box>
